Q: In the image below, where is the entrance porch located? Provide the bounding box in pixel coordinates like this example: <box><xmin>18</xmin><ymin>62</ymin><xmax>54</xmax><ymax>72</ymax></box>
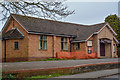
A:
<box><xmin>99</xmin><ymin>38</ymin><xmax>112</xmax><ymax>58</ymax></box>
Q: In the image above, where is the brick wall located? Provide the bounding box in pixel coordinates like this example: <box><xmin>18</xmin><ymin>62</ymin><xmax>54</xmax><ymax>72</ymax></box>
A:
<box><xmin>28</xmin><ymin>34</ymin><xmax>53</xmax><ymax>60</ymax></box>
<box><xmin>71</xmin><ymin>42</ymin><xmax>87</xmax><ymax>52</ymax></box>
<box><xmin>28</xmin><ymin>34</ymin><xmax>71</xmax><ymax>60</ymax></box>
<box><xmin>2</xmin><ymin>18</ymin><xmax>29</xmax><ymax>62</ymax></box>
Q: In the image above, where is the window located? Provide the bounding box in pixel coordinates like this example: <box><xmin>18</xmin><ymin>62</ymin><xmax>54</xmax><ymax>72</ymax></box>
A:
<box><xmin>14</xmin><ymin>42</ymin><xmax>19</xmax><ymax>50</ymax></box>
<box><xmin>76</xmin><ymin>43</ymin><xmax>80</xmax><ymax>50</ymax></box>
<box><xmin>39</xmin><ymin>35</ymin><xmax>47</xmax><ymax>50</ymax></box>
<box><xmin>88</xmin><ymin>46</ymin><xmax>92</xmax><ymax>54</ymax></box>
<box><xmin>61</xmin><ymin>37</ymin><xmax>67</xmax><ymax>50</ymax></box>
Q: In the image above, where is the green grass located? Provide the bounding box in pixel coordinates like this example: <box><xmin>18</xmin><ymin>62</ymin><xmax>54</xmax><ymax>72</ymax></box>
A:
<box><xmin>31</xmin><ymin>73</ymin><xmax>71</xmax><ymax>79</ymax></box>
<box><xmin>15</xmin><ymin>58</ymin><xmax>66</xmax><ymax>62</ymax></box>
<box><xmin>3</xmin><ymin>73</ymin><xmax>71</xmax><ymax>80</ymax></box>
<box><xmin>36</xmin><ymin>58</ymin><xmax>66</xmax><ymax>61</ymax></box>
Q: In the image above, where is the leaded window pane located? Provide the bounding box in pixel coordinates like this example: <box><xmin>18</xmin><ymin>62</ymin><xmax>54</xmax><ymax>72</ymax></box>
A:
<box><xmin>14</xmin><ymin>42</ymin><xmax>19</xmax><ymax>49</ymax></box>
<box><xmin>39</xmin><ymin>41</ymin><xmax>42</xmax><ymax>49</ymax></box>
<box><xmin>61</xmin><ymin>37</ymin><xmax>67</xmax><ymax>50</ymax></box>
<box><xmin>65</xmin><ymin>38</ymin><xmax>67</xmax><ymax>42</ymax></box>
<box><xmin>61</xmin><ymin>42</ymin><xmax>63</xmax><ymax>50</ymax></box>
<box><xmin>61</xmin><ymin>37</ymin><xmax>63</xmax><ymax>42</ymax></box>
<box><xmin>64</xmin><ymin>42</ymin><xmax>67</xmax><ymax>50</ymax></box>
<box><xmin>76</xmin><ymin>43</ymin><xmax>80</xmax><ymax>49</ymax></box>
<box><xmin>44</xmin><ymin>41</ymin><xmax>47</xmax><ymax>50</ymax></box>
<box><xmin>44</xmin><ymin>36</ymin><xmax>47</xmax><ymax>40</ymax></box>
<box><xmin>39</xmin><ymin>35</ymin><xmax>47</xmax><ymax>50</ymax></box>
<box><xmin>40</xmin><ymin>35</ymin><xmax>43</xmax><ymax>40</ymax></box>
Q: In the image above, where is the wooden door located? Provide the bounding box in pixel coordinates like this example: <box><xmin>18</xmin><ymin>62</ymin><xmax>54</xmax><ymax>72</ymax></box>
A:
<box><xmin>100</xmin><ymin>43</ymin><xmax>105</xmax><ymax>56</ymax></box>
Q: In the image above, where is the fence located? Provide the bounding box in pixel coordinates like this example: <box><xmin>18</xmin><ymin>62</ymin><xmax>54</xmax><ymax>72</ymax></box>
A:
<box><xmin>56</xmin><ymin>51</ymin><xmax>98</xmax><ymax>59</ymax></box>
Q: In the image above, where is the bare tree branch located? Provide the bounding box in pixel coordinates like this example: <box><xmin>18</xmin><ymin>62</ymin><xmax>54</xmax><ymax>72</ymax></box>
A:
<box><xmin>0</xmin><ymin>0</ymin><xmax>74</xmax><ymax>22</ymax></box>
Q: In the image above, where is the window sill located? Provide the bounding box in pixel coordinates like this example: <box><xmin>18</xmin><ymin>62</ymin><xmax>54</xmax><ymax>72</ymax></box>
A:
<box><xmin>61</xmin><ymin>50</ymin><xmax>68</xmax><ymax>52</ymax></box>
<box><xmin>39</xmin><ymin>49</ymin><xmax>47</xmax><ymax>51</ymax></box>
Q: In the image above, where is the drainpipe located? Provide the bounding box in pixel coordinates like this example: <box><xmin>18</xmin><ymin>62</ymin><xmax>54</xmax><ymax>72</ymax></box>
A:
<box><xmin>4</xmin><ymin>40</ymin><xmax>6</xmax><ymax>62</ymax></box>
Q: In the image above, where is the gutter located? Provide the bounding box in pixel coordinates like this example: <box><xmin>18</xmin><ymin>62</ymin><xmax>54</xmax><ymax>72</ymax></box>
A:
<box><xmin>71</xmin><ymin>40</ymin><xmax>87</xmax><ymax>43</ymax></box>
<box><xmin>28</xmin><ymin>31</ymin><xmax>75</xmax><ymax>38</ymax></box>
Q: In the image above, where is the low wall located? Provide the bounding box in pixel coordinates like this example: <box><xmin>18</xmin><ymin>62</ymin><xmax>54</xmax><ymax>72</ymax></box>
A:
<box><xmin>2</xmin><ymin>57</ymin><xmax>28</xmax><ymax>62</ymax></box>
<box><xmin>56</xmin><ymin>51</ymin><xmax>98</xmax><ymax>59</ymax></box>
<box><xmin>2</xmin><ymin>62</ymin><xmax>119</xmax><ymax>78</ymax></box>
<box><xmin>2</xmin><ymin>57</ymin><xmax>53</xmax><ymax>62</ymax></box>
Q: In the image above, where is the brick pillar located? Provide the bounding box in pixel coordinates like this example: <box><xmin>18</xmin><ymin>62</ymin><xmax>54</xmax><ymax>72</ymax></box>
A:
<box><xmin>85</xmin><ymin>42</ymin><xmax>87</xmax><ymax>54</ymax></box>
<box><xmin>97</xmin><ymin>40</ymin><xmax>100</xmax><ymax>58</ymax></box>
<box><xmin>111</xmin><ymin>40</ymin><xmax>114</xmax><ymax>58</ymax></box>
<box><xmin>53</xmin><ymin>36</ymin><xmax>57</xmax><ymax>58</ymax></box>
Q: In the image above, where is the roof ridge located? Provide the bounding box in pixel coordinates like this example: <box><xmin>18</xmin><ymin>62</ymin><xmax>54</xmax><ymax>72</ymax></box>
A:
<box><xmin>11</xmin><ymin>14</ymin><xmax>89</xmax><ymax>27</ymax></box>
<box><xmin>11</xmin><ymin>14</ymin><xmax>107</xmax><ymax>28</ymax></box>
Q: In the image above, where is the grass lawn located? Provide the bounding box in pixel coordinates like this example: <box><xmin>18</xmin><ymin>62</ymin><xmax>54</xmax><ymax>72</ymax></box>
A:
<box><xmin>3</xmin><ymin>73</ymin><xmax>72</xmax><ymax>80</ymax></box>
<box><xmin>16</xmin><ymin>58</ymin><xmax>67</xmax><ymax>62</ymax></box>
<box><xmin>36</xmin><ymin>58</ymin><xmax>66</xmax><ymax>61</ymax></box>
<box><xmin>31</xmin><ymin>73</ymin><xmax>71</xmax><ymax>79</ymax></box>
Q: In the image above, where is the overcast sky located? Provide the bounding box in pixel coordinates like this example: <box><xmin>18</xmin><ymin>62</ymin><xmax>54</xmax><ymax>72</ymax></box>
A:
<box><xmin>63</xmin><ymin>2</ymin><xmax>118</xmax><ymax>25</ymax></box>
<box><xmin>0</xmin><ymin>1</ymin><xmax>119</xmax><ymax>31</ymax></box>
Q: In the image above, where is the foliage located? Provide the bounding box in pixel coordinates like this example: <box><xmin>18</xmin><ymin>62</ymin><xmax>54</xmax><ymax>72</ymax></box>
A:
<box><xmin>3</xmin><ymin>74</ymin><xmax>16</xmax><ymax>79</ymax></box>
<box><xmin>0</xmin><ymin>0</ymin><xmax>74</xmax><ymax>21</ymax></box>
<box><xmin>105</xmin><ymin>14</ymin><xmax>120</xmax><ymax>43</ymax></box>
<box><xmin>31</xmin><ymin>73</ymin><xmax>70</xmax><ymax>79</ymax></box>
<box><xmin>117</xmin><ymin>48</ymin><xmax>120</xmax><ymax>57</ymax></box>
<box><xmin>36</xmin><ymin>58</ymin><xmax>66</xmax><ymax>61</ymax></box>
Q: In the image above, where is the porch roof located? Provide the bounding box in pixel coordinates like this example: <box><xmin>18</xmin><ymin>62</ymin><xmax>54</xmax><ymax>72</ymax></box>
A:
<box><xmin>2</xmin><ymin>28</ymin><xmax>24</xmax><ymax>40</ymax></box>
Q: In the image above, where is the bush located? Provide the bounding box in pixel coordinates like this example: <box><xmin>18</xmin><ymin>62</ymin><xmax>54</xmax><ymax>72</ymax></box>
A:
<box><xmin>43</xmin><ymin>58</ymin><xmax>65</xmax><ymax>61</ymax></box>
<box><xmin>117</xmin><ymin>48</ymin><xmax>120</xmax><ymax>57</ymax></box>
<box><xmin>3</xmin><ymin>74</ymin><xmax>16</xmax><ymax>79</ymax></box>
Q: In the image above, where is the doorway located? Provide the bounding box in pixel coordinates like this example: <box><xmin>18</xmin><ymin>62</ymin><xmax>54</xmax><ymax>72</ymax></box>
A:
<box><xmin>100</xmin><ymin>38</ymin><xmax>112</xmax><ymax>58</ymax></box>
<box><xmin>100</xmin><ymin>43</ymin><xmax>105</xmax><ymax>56</ymax></box>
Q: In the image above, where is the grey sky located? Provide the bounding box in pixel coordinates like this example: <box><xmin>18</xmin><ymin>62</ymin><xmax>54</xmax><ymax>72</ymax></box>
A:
<box><xmin>63</xmin><ymin>2</ymin><xmax>118</xmax><ymax>25</ymax></box>
<box><xmin>0</xmin><ymin>2</ymin><xmax>118</xmax><ymax>31</ymax></box>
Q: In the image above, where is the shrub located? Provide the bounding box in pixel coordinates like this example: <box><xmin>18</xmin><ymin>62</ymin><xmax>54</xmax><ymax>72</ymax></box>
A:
<box><xmin>43</xmin><ymin>58</ymin><xmax>65</xmax><ymax>61</ymax></box>
<box><xmin>3</xmin><ymin>74</ymin><xmax>16</xmax><ymax>79</ymax></box>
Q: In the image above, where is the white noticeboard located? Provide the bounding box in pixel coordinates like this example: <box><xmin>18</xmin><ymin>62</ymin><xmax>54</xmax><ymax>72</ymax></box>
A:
<box><xmin>87</xmin><ymin>41</ymin><xmax>92</xmax><ymax>46</ymax></box>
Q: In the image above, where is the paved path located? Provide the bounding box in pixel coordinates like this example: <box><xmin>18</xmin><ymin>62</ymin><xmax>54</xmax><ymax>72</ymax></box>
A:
<box><xmin>54</xmin><ymin>68</ymin><xmax>120</xmax><ymax>78</ymax></box>
<box><xmin>104</xmin><ymin>74</ymin><xmax>120</xmax><ymax>78</ymax></box>
<box><xmin>2</xmin><ymin>58</ymin><xmax>120</xmax><ymax>72</ymax></box>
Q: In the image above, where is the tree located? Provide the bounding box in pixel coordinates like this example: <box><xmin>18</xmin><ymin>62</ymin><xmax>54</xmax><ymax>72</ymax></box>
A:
<box><xmin>0</xmin><ymin>0</ymin><xmax>74</xmax><ymax>21</ymax></box>
<box><xmin>105</xmin><ymin>14</ymin><xmax>120</xmax><ymax>43</ymax></box>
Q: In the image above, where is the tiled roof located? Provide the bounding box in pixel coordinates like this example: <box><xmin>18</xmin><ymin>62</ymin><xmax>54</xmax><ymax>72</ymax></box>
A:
<box><xmin>11</xmin><ymin>14</ymin><xmax>106</xmax><ymax>42</ymax></box>
<box><xmin>3</xmin><ymin>28</ymin><xmax>24</xmax><ymax>40</ymax></box>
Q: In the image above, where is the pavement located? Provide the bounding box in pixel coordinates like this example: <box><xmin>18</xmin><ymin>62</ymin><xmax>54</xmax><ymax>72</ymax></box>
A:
<box><xmin>104</xmin><ymin>74</ymin><xmax>120</xmax><ymax>78</ymax></box>
<box><xmin>54</xmin><ymin>68</ymin><xmax>120</xmax><ymax>78</ymax></box>
<box><xmin>2</xmin><ymin>58</ymin><xmax>120</xmax><ymax>72</ymax></box>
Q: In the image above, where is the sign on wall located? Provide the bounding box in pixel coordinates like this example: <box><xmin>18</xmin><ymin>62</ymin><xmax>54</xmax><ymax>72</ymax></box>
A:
<box><xmin>87</xmin><ymin>41</ymin><xmax>92</xmax><ymax>46</ymax></box>
<box><xmin>88</xmin><ymin>47</ymin><xmax>92</xmax><ymax>54</ymax></box>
